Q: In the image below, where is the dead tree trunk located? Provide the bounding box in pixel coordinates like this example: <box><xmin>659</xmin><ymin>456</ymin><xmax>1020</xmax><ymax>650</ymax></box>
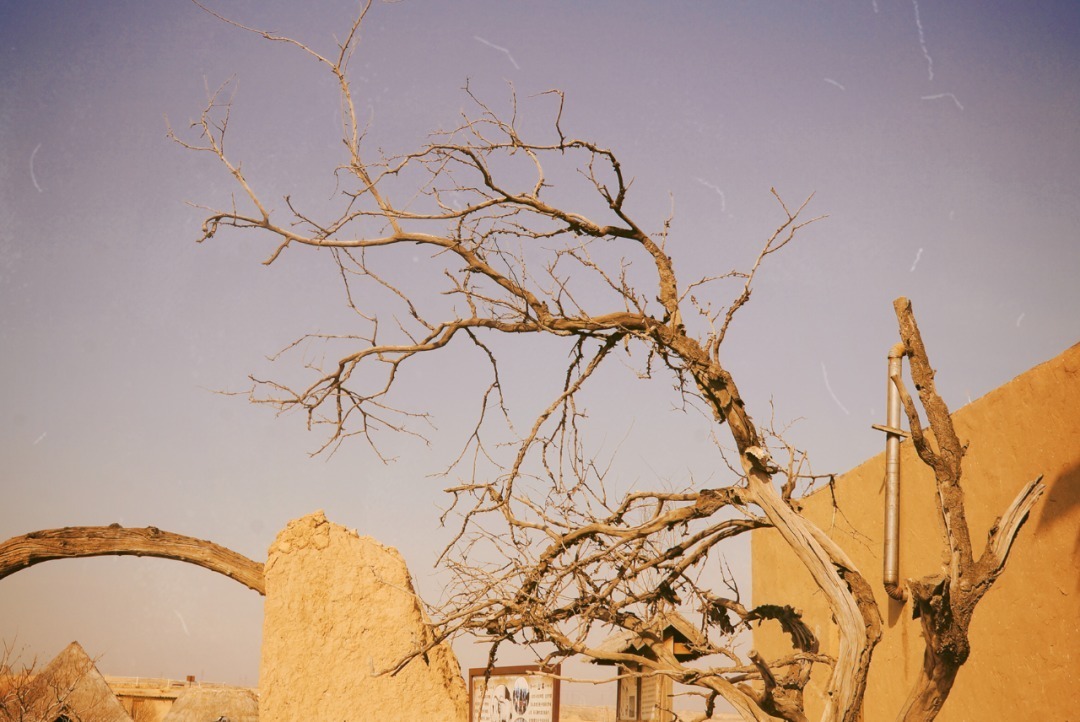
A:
<box><xmin>0</xmin><ymin>525</ymin><xmax>265</xmax><ymax>594</ymax></box>
<box><xmin>890</xmin><ymin>297</ymin><xmax>1045</xmax><ymax>721</ymax></box>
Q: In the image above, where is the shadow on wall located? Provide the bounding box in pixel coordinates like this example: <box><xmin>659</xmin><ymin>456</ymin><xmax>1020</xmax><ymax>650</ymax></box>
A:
<box><xmin>1035</xmin><ymin>460</ymin><xmax>1080</xmax><ymax>589</ymax></box>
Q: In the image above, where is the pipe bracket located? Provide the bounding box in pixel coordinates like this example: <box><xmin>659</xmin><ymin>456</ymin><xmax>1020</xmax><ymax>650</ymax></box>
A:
<box><xmin>871</xmin><ymin>423</ymin><xmax>910</xmax><ymax>439</ymax></box>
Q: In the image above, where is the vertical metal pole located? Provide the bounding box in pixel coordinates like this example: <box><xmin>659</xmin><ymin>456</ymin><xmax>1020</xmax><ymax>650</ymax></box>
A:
<box><xmin>883</xmin><ymin>343</ymin><xmax>907</xmax><ymax>601</ymax></box>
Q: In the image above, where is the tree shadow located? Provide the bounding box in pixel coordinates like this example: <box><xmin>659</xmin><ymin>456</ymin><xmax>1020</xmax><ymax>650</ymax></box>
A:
<box><xmin>1035</xmin><ymin>460</ymin><xmax>1080</xmax><ymax>589</ymax></box>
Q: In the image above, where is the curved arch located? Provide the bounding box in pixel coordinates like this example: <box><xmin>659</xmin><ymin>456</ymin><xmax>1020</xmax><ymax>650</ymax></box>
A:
<box><xmin>0</xmin><ymin>524</ymin><xmax>265</xmax><ymax>594</ymax></box>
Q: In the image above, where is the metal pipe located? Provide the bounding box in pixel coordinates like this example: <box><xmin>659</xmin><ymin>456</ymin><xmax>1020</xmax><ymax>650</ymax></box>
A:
<box><xmin>883</xmin><ymin>343</ymin><xmax>907</xmax><ymax>601</ymax></box>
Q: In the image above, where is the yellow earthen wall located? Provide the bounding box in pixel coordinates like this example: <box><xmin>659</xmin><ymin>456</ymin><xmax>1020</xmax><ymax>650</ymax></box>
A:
<box><xmin>752</xmin><ymin>342</ymin><xmax>1080</xmax><ymax>720</ymax></box>
<box><xmin>117</xmin><ymin>695</ymin><xmax>173</xmax><ymax>722</ymax></box>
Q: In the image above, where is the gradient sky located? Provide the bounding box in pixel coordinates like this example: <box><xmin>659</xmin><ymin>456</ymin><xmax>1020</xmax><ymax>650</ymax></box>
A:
<box><xmin>1</xmin><ymin>0</ymin><xmax>1077</xmax><ymax>703</ymax></box>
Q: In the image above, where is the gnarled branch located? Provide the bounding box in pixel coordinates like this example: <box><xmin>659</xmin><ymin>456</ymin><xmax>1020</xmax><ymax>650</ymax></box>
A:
<box><xmin>0</xmin><ymin>525</ymin><xmax>265</xmax><ymax>595</ymax></box>
<box><xmin>891</xmin><ymin>297</ymin><xmax>1045</xmax><ymax>721</ymax></box>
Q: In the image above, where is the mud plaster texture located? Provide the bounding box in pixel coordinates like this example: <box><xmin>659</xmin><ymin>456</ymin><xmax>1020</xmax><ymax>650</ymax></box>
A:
<box><xmin>752</xmin><ymin>341</ymin><xmax>1080</xmax><ymax>720</ymax></box>
<box><xmin>259</xmin><ymin>511</ymin><xmax>469</xmax><ymax>722</ymax></box>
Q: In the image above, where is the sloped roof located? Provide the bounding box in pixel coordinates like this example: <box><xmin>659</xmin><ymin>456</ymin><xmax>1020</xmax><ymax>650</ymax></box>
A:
<box><xmin>161</xmin><ymin>687</ymin><xmax>258</xmax><ymax>722</ymax></box>
<box><xmin>22</xmin><ymin>641</ymin><xmax>133</xmax><ymax>722</ymax></box>
<box><xmin>592</xmin><ymin>611</ymin><xmax>709</xmax><ymax>665</ymax></box>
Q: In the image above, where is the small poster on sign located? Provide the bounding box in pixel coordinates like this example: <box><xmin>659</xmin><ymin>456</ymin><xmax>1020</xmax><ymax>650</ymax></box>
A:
<box><xmin>470</xmin><ymin>665</ymin><xmax>561</xmax><ymax>722</ymax></box>
<box><xmin>618</xmin><ymin>674</ymin><xmax>638</xmax><ymax>720</ymax></box>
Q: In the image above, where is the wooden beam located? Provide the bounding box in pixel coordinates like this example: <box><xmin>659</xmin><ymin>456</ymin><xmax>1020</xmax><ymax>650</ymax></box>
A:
<box><xmin>0</xmin><ymin>525</ymin><xmax>265</xmax><ymax>594</ymax></box>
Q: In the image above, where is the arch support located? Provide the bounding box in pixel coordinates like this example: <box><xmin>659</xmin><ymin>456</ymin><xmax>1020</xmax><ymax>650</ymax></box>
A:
<box><xmin>0</xmin><ymin>524</ymin><xmax>265</xmax><ymax>594</ymax></box>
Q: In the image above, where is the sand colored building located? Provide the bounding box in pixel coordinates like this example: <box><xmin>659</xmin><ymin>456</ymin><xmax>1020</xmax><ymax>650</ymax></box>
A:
<box><xmin>0</xmin><ymin>641</ymin><xmax>257</xmax><ymax>722</ymax></box>
<box><xmin>107</xmin><ymin>676</ymin><xmax>255</xmax><ymax>722</ymax></box>
<box><xmin>0</xmin><ymin>641</ymin><xmax>133</xmax><ymax>722</ymax></box>
<box><xmin>752</xmin><ymin>342</ymin><xmax>1080</xmax><ymax>719</ymax></box>
<box><xmin>160</xmin><ymin>686</ymin><xmax>258</xmax><ymax>722</ymax></box>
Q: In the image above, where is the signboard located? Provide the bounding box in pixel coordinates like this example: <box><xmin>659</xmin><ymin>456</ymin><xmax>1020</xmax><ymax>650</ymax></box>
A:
<box><xmin>617</xmin><ymin>673</ymin><xmax>638</xmax><ymax>720</ymax></box>
<box><xmin>615</xmin><ymin>665</ymin><xmax>668</xmax><ymax>722</ymax></box>
<box><xmin>638</xmin><ymin>673</ymin><xmax>659</xmax><ymax>721</ymax></box>
<box><xmin>469</xmin><ymin>664</ymin><xmax>561</xmax><ymax>722</ymax></box>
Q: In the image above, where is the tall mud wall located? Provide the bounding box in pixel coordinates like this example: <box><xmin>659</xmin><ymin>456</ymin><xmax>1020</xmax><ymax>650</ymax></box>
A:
<box><xmin>752</xmin><ymin>342</ymin><xmax>1080</xmax><ymax>720</ymax></box>
<box><xmin>259</xmin><ymin>511</ymin><xmax>469</xmax><ymax>722</ymax></box>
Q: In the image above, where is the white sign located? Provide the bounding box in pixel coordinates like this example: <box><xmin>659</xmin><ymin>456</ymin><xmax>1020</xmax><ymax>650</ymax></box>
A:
<box><xmin>470</xmin><ymin>665</ymin><xmax>560</xmax><ymax>722</ymax></box>
<box><xmin>618</xmin><ymin>674</ymin><xmax>638</xmax><ymax>720</ymax></box>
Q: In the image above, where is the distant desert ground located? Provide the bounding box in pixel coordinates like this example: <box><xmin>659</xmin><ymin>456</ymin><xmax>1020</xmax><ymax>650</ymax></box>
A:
<box><xmin>559</xmin><ymin>706</ymin><xmax>741</xmax><ymax>722</ymax></box>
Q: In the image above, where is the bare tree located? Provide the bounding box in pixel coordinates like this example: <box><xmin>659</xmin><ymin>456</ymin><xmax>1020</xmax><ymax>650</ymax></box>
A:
<box><xmin>889</xmin><ymin>300</ymin><xmax>1044</xmax><ymax>719</ymax></box>
<box><xmin>0</xmin><ymin>641</ymin><xmax>132</xmax><ymax>722</ymax></box>
<box><xmin>162</xmin><ymin>3</ymin><xmax>1047</xmax><ymax>720</ymax></box>
<box><xmin>1</xmin><ymin>3</ymin><xmax>1038</xmax><ymax>722</ymax></box>
<box><xmin>0</xmin><ymin>643</ymin><xmax>38</xmax><ymax>722</ymax></box>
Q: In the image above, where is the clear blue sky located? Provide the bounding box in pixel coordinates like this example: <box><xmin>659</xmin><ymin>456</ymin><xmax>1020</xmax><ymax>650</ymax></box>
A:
<box><xmin>1</xmin><ymin>0</ymin><xmax>1077</xmax><ymax>700</ymax></box>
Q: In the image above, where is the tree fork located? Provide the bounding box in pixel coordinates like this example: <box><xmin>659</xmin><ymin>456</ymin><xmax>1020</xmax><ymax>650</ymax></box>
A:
<box><xmin>891</xmin><ymin>297</ymin><xmax>1045</xmax><ymax>721</ymax></box>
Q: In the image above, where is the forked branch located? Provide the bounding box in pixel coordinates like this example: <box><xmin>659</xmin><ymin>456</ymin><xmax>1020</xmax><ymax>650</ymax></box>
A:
<box><xmin>174</xmin><ymin>4</ymin><xmax>881</xmax><ymax>719</ymax></box>
<box><xmin>891</xmin><ymin>297</ymin><xmax>1045</xmax><ymax>721</ymax></box>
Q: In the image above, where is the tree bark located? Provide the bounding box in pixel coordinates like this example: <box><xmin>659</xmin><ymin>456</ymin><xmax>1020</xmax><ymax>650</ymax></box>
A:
<box><xmin>897</xmin><ymin>575</ymin><xmax>962</xmax><ymax>720</ymax></box>
<box><xmin>0</xmin><ymin>525</ymin><xmax>265</xmax><ymax>594</ymax></box>
<box><xmin>891</xmin><ymin>298</ymin><xmax>1045</xmax><ymax>721</ymax></box>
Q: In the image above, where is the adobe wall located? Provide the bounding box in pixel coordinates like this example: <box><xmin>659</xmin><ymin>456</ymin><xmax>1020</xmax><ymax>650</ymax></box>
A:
<box><xmin>259</xmin><ymin>511</ymin><xmax>469</xmax><ymax>722</ymax></box>
<box><xmin>114</xmin><ymin>692</ymin><xmax>174</xmax><ymax>722</ymax></box>
<box><xmin>752</xmin><ymin>342</ymin><xmax>1080</xmax><ymax>720</ymax></box>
